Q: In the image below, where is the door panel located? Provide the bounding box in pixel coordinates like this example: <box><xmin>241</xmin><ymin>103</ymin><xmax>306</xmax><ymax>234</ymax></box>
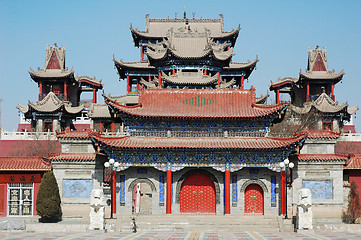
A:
<box><xmin>244</xmin><ymin>184</ymin><xmax>264</xmax><ymax>214</ymax></box>
<box><xmin>180</xmin><ymin>173</ymin><xmax>216</xmax><ymax>213</ymax></box>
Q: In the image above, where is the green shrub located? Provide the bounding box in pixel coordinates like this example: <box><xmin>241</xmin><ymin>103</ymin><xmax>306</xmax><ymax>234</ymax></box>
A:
<box><xmin>36</xmin><ymin>171</ymin><xmax>62</xmax><ymax>222</ymax></box>
<box><xmin>342</xmin><ymin>181</ymin><xmax>361</xmax><ymax>224</ymax></box>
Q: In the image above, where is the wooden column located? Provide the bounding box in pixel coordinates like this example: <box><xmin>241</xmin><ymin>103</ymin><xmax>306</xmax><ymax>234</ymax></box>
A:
<box><xmin>280</xmin><ymin>170</ymin><xmax>286</xmax><ymax>215</ymax></box>
<box><xmin>225</xmin><ymin>162</ymin><xmax>231</xmax><ymax>215</ymax></box>
<box><xmin>64</xmin><ymin>81</ymin><xmax>67</xmax><ymax>101</ymax></box>
<box><xmin>158</xmin><ymin>71</ymin><xmax>162</xmax><ymax>88</ymax></box>
<box><xmin>111</xmin><ymin>122</ymin><xmax>115</xmax><ymax>132</ymax></box>
<box><xmin>39</xmin><ymin>81</ymin><xmax>43</xmax><ymax>100</ymax></box>
<box><xmin>241</xmin><ymin>76</ymin><xmax>244</xmax><ymax>89</ymax></box>
<box><xmin>172</xmin><ymin>69</ymin><xmax>175</xmax><ymax>75</ymax></box>
<box><xmin>306</xmin><ymin>82</ymin><xmax>310</xmax><ymax>102</ymax></box>
<box><xmin>140</xmin><ymin>46</ymin><xmax>144</xmax><ymax>61</ymax></box>
<box><xmin>127</xmin><ymin>75</ymin><xmax>130</xmax><ymax>93</ymax></box>
<box><xmin>112</xmin><ymin>169</ymin><xmax>116</xmax><ymax>215</ymax></box>
<box><xmin>92</xmin><ymin>89</ymin><xmax>97</xmax><ymax>103</ymax></box>
<box><xmin>331</xmin><ymin>83</ymin><xmax>335</xmax><ymax>100</ymax></box>
<box><xmin>136</xmin><ymin>78</ymin><xmax>140</xmax><ymax>92</ymax></box>
<box><xmin>166</xmin><ymin>162</ymin><xmax>172</xmax><ymax>214</ymax></box>
<box><xmin>204</xmin><ymin>69</ymin><xmax>207</xmax><ymax>75</ymax></box>
<box><xmin>276</xmin><ymin>90</ymin><xmax>280</xmax><ymax>104</ymax></box>
<box><xmin>217</xmin><ymin>72</ymin><xmax>221</xmax><ymax>87</ymax></box>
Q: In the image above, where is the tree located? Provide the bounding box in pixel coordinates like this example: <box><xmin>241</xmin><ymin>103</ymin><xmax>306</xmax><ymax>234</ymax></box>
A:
<box><xmin>36</xmin><ymin>171</ymin><xmax>62</xmax><ymax>222</ymax></box>
<box><xmin>342</xmin><ymin>181</ymin><xmax>361</xmax><ymax>223</ymax></box>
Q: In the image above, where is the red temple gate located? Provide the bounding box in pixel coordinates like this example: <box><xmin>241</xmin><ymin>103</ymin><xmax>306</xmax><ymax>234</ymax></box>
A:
<box><xmin>244</xmin><ymin>184</ymin><xmax>264</xmax><ymax>215</ymax></box>
<box><xmin>180</xmin><ymin>173</ymin><xmax>216</xmax><ymax>214</ymax></box>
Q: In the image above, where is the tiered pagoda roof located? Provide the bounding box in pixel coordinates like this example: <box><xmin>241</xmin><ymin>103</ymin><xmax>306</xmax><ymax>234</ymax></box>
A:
<box><xmin>17</xmin><ymin>92</ymin><xmax>84</xmax><ymax>115</ymax></box>
<box><xmin>104</xmin><ymin>88</ymin><xmax>288</xmax><ymax>119</ymax></box>
<box><xmin>47</xmin><ymin>153</ymin><xmax>99</xmax><ymax>162</ymax></box>
<box><xmin>130</xmin><ymin>14</ymin><xmax>240</xmax><ymax>47</ymax></box>
<box><xmin>297</xmin><ymin>154</ymin><xmax>348</xmax><ymax>162</ymax></box>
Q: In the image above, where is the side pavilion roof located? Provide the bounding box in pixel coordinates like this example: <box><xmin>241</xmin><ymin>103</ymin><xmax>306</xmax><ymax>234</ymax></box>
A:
<box><xmin>90</xmin><ymin>131</ymin><xmax>306</xmax><ymax>151</ymax></box>
<box><xmin>17</xmin><ymin>92</ymin><xmax>84</xmax><ymax>115</ymax></box>
<box><xmin>105</xmin><ymin>88</ymin><xmax>288</xmax><ymax>119</ymax></box>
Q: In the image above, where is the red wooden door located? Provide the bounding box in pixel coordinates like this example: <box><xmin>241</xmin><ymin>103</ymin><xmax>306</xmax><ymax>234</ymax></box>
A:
<box><xmin>244</xmin><ymin>184</ymin><xmax>264</xmax><ymax>214</ymax></box>
<box><xmin>180</xmin><ymin>173</ymin><xmax>216</xmax><ymax>213</ymax></box>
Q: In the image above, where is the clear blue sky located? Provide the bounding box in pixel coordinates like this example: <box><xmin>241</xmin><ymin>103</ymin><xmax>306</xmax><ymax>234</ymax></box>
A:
<box><xmin>1</xmin><ymin>0</ymin><xmax>360</xmax><ymax>131</ymax></box>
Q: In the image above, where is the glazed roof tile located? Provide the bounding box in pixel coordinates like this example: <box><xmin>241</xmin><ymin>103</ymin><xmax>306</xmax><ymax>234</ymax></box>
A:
<box><xmin>29</xmin><ymin>67</ymin><xmax>74</xmax><ymax>79</ymax></box>
<box><xmin>88</xmin><ymin>103</ymin><xmax>111</xmax><ymax>118</ymax></box>
<box><xmin>90</xmin><ymin>131</ymin><xmax>305</xmax><ymax>151</ymax></box>
<box><xmin>291</xmin><ymin>93</ymin><xmax>350</xmax><ymax>114</ymax></box>
<box><xmin>131</xmin><ymin>15</ymin><xmax>239</xmax><ymax>39</ymax></box>
<box><xmin>76</xmin><ymin>75</ymin><xmax>103</xmax><ymax>89</ymax></box>
<box><xmin>17</xmin><ymin>92</ymin><xmax>84</xmax><ymax>114</ymax></box>
<box><xmin>297</xmin><ymin>154</ymin><xmax>348</xmax><ymax>162</ymax></box>
<box><xmin>48</xmin><ymin>153</ymin><xmax>98</xmax><ymax>162</ymax></box>
<box><xmin>270</xmin><ymin>77</ymin><xmax>298</xmax><ymax>90</ymax></box>
<box><xmin>161</xmin><ymin>69</ymin><xmax>218</xmax><ymax>85</ymax></box>
<box><xmin>106</xmin><ymin>88</ymin><xmax>287</xmax><ymax>119</ymax></box>
<box><xmin>299</xmin><ymin>70</ymin><xmax>344</xmax><ymax>80</ymax></box>
<box><xmin>0</xmin><ymin>156</ymin><xmax>51</xmax><ymax>171</ymax></box>
<box><xmin>305</xmin><ymin>129</ymin><xmax>341</xmax><ymax>139</ymax></box>
<box><xmin>223</xmin><ymin>59</ymin><xmax>258</xmax><ymax>71</ymax></box>
<box><xmin>345</xmin><ymin>155</ymin><xmax>361</xmax><ymax>169</ymax></box>
<box><xmin>57</xmin><ymin>129</ymin><xmax>90</xmax><ymax>139</ymax></box>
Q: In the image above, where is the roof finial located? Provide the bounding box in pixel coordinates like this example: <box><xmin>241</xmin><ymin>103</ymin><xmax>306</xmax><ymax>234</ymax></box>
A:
<box><xmin>184</xmin><ymin>6</ymin><xmax>186</xmax><ymax>19</ymax></box>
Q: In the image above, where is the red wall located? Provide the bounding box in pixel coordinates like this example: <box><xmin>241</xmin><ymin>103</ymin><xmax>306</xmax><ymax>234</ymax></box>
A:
<box><xmin>349</xmin><ymin>170</ymin><xmax>361</xmax><ymax>205</ymax></box>
<box><xmin>0</xmin><ymin>184</ymin><xmax>6</xmax><ymax>217</ymax></box>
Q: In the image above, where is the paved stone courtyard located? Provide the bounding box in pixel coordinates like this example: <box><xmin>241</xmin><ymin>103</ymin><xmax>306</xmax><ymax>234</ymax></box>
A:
<box><xmin>1</xmin><ymin>231</ymin><xmax>361</xmax><ymax>240</ymax></box>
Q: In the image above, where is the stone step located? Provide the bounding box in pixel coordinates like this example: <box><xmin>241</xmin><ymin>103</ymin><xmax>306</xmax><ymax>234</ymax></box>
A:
<box><xmin>116</xmin><ymin>215</ymin><xmax>283</xmax><ymax>232</ymax></box>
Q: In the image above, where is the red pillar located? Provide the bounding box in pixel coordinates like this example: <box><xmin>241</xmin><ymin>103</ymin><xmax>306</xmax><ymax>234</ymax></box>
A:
<box><xmin>140</xmin><ymin>46</ymin><xmax>144</xmax><ymax>61</ymax></box>
<box><xmin>112</xmin><ymin>170</ymin><xmax>116</xmax><ymax>215</ymax></box>
<box><xmin>225</xmin><ymin>162</ymin><xmax>231</xmax><ymax>214</ymax></box>
<box><xmin>149</xmin><ymin>74</ymin><xmax>151</xmax><ymax>81</ymax></box>
<box><xmin>166</xmin><ymin>163</ymin><xmax>172</xmax><ymax>214</ymax></box>
<box><xmin>306</xmin><ymin>82</ymin><xmax>310</xmax><ymax>102</ymax></box>
<box><xmin>172</xmin><ymin>69</ymin><xmax>175</xmax><ymax>75</ymax></box>
<box><xmin>331</xmin><ymin>84</ymin><xmax>335</xmax><ymax>100</ymax></box>
<box><xmin>204</xmin><ymin>69</ymin><xmax>207</xmax><ymax>75</ymax></box>
<box><xmin>158</xmin><ymin>71</ymin><xmax>162</xmax><ymax>88</ymax></box>
<box><xmin>281</xmin><ymin>170</ymin><xmax>286</xmax><ymax>215</ymax></box>
<box><xmin>217</xmin><ymin>72</ymin><xmax>221</xmax><ymax>87</ymax></box>
<box><xmin>241</xmin><ymin>76</ymin><xmax>244</xmax><ymax>89</ymax></box>
<box><xmin>127</xmin><ymin>75</ymin><xmax>130</xmax><ymax>93</ymax></box>
<box><xmin>92</xmin><ymin>89</ymin><xmax>97</xmax><ymax>103</ymax></box>
<box><xmin>276</xmin><ymin>90</ymin><xmax>280</xmax><ymax>104</ymax></box>
<box><xmin>111</xmin><ymin>122</ymin><xmax>115</xmax><ymax>132</ymax></box>
<box><xmin>64</xmin><ymin>81</ymin><xmax>67</xmax><ymax>101</ymax></box>
<box><xmin>136</xmin><ymin>78</ymin><xmax>140</xmax><ymax>92</ymax></box>
<box><xmin>39</xmin><ymin>81</ymin><xmax>43</xmax><ymax>100</ymax></box>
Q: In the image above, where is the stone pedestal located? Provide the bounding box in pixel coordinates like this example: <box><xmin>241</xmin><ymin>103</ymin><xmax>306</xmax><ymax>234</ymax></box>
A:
<box><xmin>89</xmin><ymin>189</ymin><xmax>105</xmax><ymax>230</ymax></box>
<box><xmin>296</xmin><ymin>188</ymin><xmax>313</xmax><ymax>230</ymax></box>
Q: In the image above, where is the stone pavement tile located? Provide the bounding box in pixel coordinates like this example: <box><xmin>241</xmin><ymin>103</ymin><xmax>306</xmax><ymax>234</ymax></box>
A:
<box><xmin>203</xmin><ymin>232</ymin><xmax>253</xmax><ymax>240</ymax></box>
<box><xmin>256</xmin><ymin>232</ymin><xmax>317</xmax><ymax>240</ymax></box>
<box><xmin>132</xmin><ymin>232</ymin><xmax>188</xmax><ymax>240</ymax></box>
<box><xmin>311</xmin><ymin>232</ymin><xmax>361</xmax><ymax>240</ymax></box>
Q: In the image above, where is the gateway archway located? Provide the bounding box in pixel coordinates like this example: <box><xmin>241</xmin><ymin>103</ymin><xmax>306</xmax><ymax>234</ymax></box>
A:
<box><xmin>180</xmin><ymin>172</ymin><xmax>216</xmax><ymax>214</ymax></box>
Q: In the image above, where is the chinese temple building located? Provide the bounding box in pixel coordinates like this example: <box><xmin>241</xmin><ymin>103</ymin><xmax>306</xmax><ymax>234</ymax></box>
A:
<box><xmin>1</xmin><ymin>12</ymin><xmax>358</xmax><ymax>227</ymax></box>
<box><xmin>269</xmin><ymin>46</ymin><xmax>358</xmax><ymax>218</ymax></box>
<box><xmin>91</xmin><ymin>13</ymin><xmax>306</xmax><ymax>216</ymax></box>
<box><xmin>17</xmin><ymin>44</ymin><xmax>103</xmax><ymax>132</ymax></box>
